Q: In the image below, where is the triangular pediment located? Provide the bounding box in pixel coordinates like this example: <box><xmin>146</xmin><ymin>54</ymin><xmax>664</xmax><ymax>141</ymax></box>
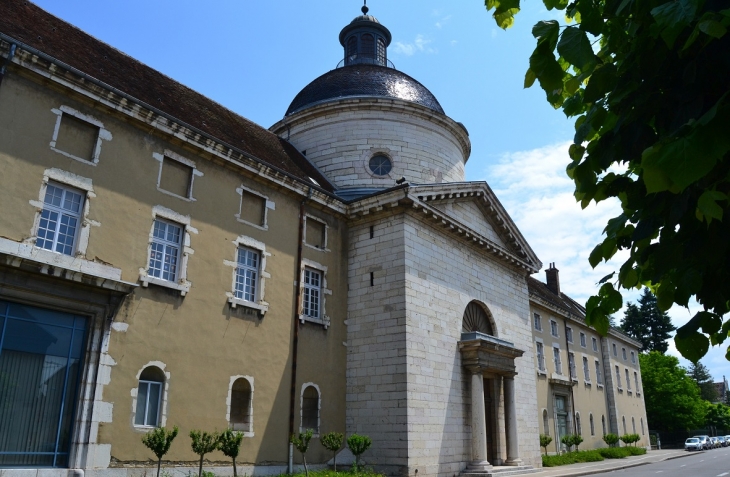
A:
<box><xmin>430</xmin><ymin>199</ymin><xmax>508</xmax><ymax>249</ymax></box>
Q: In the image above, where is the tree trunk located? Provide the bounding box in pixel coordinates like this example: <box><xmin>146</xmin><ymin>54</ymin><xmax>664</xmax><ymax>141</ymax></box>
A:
<box><xmin>303</xmin><ymin>456</ymin><xmax>309</xmax><ymax>477</ymax></box>
<box><xmin>333</xmin><ymin>451</ymin><xmax>337</xmax><ymax>472</ymax></box>
<box><xmin>198</xmin><ymin>455</ymin><xmax>204</xmax><ymax>477</ymax></box>
<box><xmin>233</xmin><ymin>457</ymin><xmax>237</xmax><ymax>477</ymax></box>
<box><xmin>157</xmin><ymin>458</ymin><xmax>162</xmax><ymax>477</ymax></box>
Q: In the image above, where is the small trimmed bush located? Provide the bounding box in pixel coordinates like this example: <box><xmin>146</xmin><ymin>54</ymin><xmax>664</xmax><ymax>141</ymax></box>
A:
<box><xmin>347</xmin><ymin>434</ymin><xmax>373</xmax><ymax>470</ymax></box>
<box><xmin>620</xmin><ymin>433</ymin><xmax>641</xmax><ymax>446</ymax></box>
<box><xmin>542</xmin><ymin>450</ymin><xmax>604</xmax><ymax>467</ymax></box>
<box><xmin>603</xmin><ymin>433</ymin><xmax>620</xmax><ymax>447</ymax></box>
<box><xmin>141</xmin><ymin>426</ymin><xmax>179</xmax><ymax>477</ymax></box>
<box><xmin>291</xmin><ymin>429</ymin><xmax>314</xmax><ymax>477</ymax></box>
<box><xmin>598</xmin><ymin>446</ymin><xmax>646</xmax><ymax>458</ymax></box>
<box><xmin>539</xmin><ymin>434</ymin><xmax>553</xmax><ymax>455</ymax></box>
<box><xmin>320</xmin><ymin>432</ymin><xmax>344</xmax><ymax>471</ymax></box>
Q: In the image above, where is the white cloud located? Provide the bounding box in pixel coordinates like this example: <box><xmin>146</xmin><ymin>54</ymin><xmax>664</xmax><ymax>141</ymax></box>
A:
<box><xmin>391</xmin><ymin>34</ymin><xmax>436</xmax><ymax>56</ymax></box>
<box><xmin>485</xmin><ymin>141</ymin><xmax>730</xmax><ymax>381</ymax></box>
<box><xmin>435</xmin><ymin>14</ymin><xmax>452</xmax><ymax>29</ymax></box>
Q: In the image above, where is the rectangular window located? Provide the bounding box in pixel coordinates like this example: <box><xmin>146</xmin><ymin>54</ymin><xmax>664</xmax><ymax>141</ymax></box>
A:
<box><xmin>305</xmin><ymin>218</ymin><xmax>326</xmax><ymax>249</ymax></box>
<box><xmin>534</xmin><ymin>313</ymin><xmax>542</xmax><ymax>331</ymax></box>
<box><xmin>583</xmin><ymin>357</ymin><xmax>590</xmax><ymax>381</ymax></box>
<box><xmin>592</xmin><ymin>337</ymin><xmax>598</xmax><ymax>352</ymax></box>
<box><xmin>36</xmin><ymin>182</ymin><xmax>85</xmax><ymax>256</ymax></box>
<box><xmin>631</xmin><ymin>351</ymin><xmax>636</xmax><ymax>364</ymax></box>
<box><xmin>159</xmin><ymin>156</ymin><xmax>193</xmax><ymax>198</ymax></box>
<box><xmin>302</xmin><ymin>268</ymin><xmax>322</xmax><ymax>318</ymax></box>
<box><xmin>148</xmin><ymin>219</ymin><xmax>182</xmax><ymax>282</ymax></box>
<box><xmin>566</xmin><ymin>327</ymin><xmax>573</xmax><ymax>343</ymax></box>
<box><xmin>634</xmin><ymin>371</ymin><xmax>640</xmax><ymax>394</ymax></box>
<box><xmin>615</xmin><ymin>365</ymin><xmax>622</xmax><ymax>388</ymax></box>
<box><xmin>135</xmin><ymin>380</ymin><xmax>162</xmax><ymax>427</ymax></box>
<box><xmin>239</xmin><ymin>190</ymin><xmax>266</xmax><ymax>226</ymax></box>
<box><xmin>235</xmin><ymin>247</ymin><xmax>260</xmax><ymax>302</ymax></box>
<box><xmin>536</xmin><ymin>342</ymin><xmax>545</xmax><ymax>371</ymax></box>
<box><xmin>580</xmin><ymin>332</ymin><xmax>586</xmax><ymax>348</ymax></box>
<box><xmin>622</xmin><ymin>347</ymin><xmax>627</xmax><ymax>360</ymax></box>
<box><xmin>550</xmin><ymin>320</ymin><xmax>559</xmax><ymax>337</ymax></box>
<box><xmin>595</xmin><ymin>360</ymin><xmax>603</xmax><ymax>385</ymax></box>
<box><xmin>553</xmin><ymin>347</ymin><xmax>562</xmax><ymax>374</ymax></box>
<box><xmin>625</xmin><ymin>368</ymin><xmax>632</xmax><ymax>390</ymax></box>
<box><xmin>612</xmin><ymin>343</ymin><xmax>617</xmax><ymax>356</ymax></box>
<box><xmin>569</xmin><ymin>352</ymin><xmax>577</xmax><ymax>380</ymax></box>
<box><xmin>55</xmin><ymin>113</ymin><xmax>100</xmax><ymax>162</ymax></box>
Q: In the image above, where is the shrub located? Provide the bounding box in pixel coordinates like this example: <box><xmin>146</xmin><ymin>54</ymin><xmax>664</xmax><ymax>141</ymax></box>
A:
<box><xmin>603</xmin><ymin>433</ymin><xmax>620</xmax><ymax>447</ymax></box>
<box><xmin>627</xmin><ymin>446</ymin><xmax>647</xmax><ymax>456</ymax></box>
<box><xmin>141</xmin><ymin>426</ymin><xmax>179</xmax><ymax>477</ymax></box>
<box><xmin>291</xmin><ymin>429</ymin><xmax>314</xmax><ymax>477</ymax></box>
<box><xmin>347</xmin><ymin>434</ymin><xmax>373</xmax><ymax>470</ymax></box>
<box><xmin>561</xmin><ymin>434</ymin><xmax>575</xmax><ymax>452</ymax></box>
<box><xmin>542</xmin><ymin>449</ymin><xmax>604</xmax><ymax>467</ymax></box>
<box><xmin>539</xmin><ymin>434</ymin><xmax>553</xmax><ymax>455</ymax></box>
<box><xmin>597</xmin><ymin>446</ymin><xmax>644</xmax><ymax>458</ymax></box>
<box><xmin>218</xmin><ymin>429</ymin><xmax>244</xmax><ymax>477</ymax></box>
<box><xmin>573</xmin><ymin>434</ymin><xmax>584</xmax><ymax>451</ymax></box>
<box><xmin>189</xmin><ymin>430</ymin><xmax>220</xmax><ymax>477</ymax></box>
<box><xmin>620</xmin><ymin>433</ymin><xmax>641</xmax><ymax>446</ymax></box>
<box><xmin>320</xmin><ymin>432</ymin><xmax>344</xmax><ymax>471</ymax></box>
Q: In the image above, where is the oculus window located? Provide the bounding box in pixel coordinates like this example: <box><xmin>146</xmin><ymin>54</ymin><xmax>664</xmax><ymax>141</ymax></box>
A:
<box><xmin>368</xmin><ymin>155</ymin><xmax>392</xmax><ymax>176</ymax></box>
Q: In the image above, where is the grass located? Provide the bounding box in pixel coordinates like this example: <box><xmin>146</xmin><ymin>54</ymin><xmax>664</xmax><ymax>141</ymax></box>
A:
<box><xmin>277</xmin><ymin>470</ymin><xmax>385</xmax><ymax>477</ymax></box>
<box><xmin>542</xmin><ymin>446</ymin><xmax>646</xmax><ymax>467</ymax></box>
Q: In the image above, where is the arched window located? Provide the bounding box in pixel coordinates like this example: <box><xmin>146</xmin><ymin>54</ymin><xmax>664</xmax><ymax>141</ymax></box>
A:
<box><xmin>622</xmin><ymin>416</ymin><xmax>627</xmax><ymax>435</ymax></box>
<box><xmin>347</xmin><ymin>36</ymin><xmax>357</xmax><ymax>62</ymax></box>
<box><xmin>589</xmin><ymin>413</ymin><xmax>595</xmax><ymax>436</ymax></box>
<box><xmin>135</xmin><ymin>366</ymin><xmax>165</xmax><ymax>427</ymax></box>
<box><xmin>601</xmin><ymin>415</ymin><xmax>606</xmax><ymax>436</ymax></box>
<box><xmin>361</xmin><ymin>34</ymin><xmax>375</xmax><ymax>59</ymax></box>
<box><xmin>462</xmin><ymin>301</ymin><xmax>495</xmax><ymax>336</ymax></box>
<box><xmin>230</xmin><ymin>378</ymin><xmax>253</xmax><ymax>432</ymax></box>
<box><xmin>543</xmin><ymin>409</ymin><xmax>550</xmax><ymax>436</ymax></box>
<box><xmin>632</xmin><ymin>417</ymin><xmax>636</xmax><ymax>434</ymax></box>
<box><xmin>377</xmin><ymin>38</ymin><xmax>386</xmax><ymax>65</ymax></box>
<box><xmin>301</xmin><ymin>384</ymin><xmax>320</xmax><ymax>433</ymax></box>
<box><xmin>641</xmin><ymin>418</ymin><xmax>645</xmax><ymax>435</ymax></box>
<box><xmin>576</xmin><ymin>413</ymin><xmax>582</xmax><ymax>436</ymax></box>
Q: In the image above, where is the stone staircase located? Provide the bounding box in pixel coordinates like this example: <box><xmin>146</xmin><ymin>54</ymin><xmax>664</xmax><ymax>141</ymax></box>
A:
<box><xmin>461</xmin><ymin>465</ymin><xmax>540</xmax><ymax>477</ymax></box>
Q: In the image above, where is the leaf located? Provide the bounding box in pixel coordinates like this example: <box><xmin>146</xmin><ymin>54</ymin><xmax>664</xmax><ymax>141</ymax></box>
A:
<box><xmin>532</xmin><ymin>20</ymin><xmax>560</xmax><ymax>49</ymax></box>
<box><xmin>584</xmin><ymin>64</ymin><xmax>617</xmax><ymax>103</ymax></box>
<box><xmin>563</xmin><ymin>92</ymin><xmax>586</xmax><ymax>117</ymax></box>
<box><xmin>675</xmin><ymin>326</ymin><xmax>710</xmax><ymax>363</ymax></box>
<box><xmin>589</xmin><ymin>243</ymin><xmax>604</xmax><ymax>267</ymax></box>
<box><xmin>599</xmin><ymin>282</ymin><xmax>623</xmax><ymax>313</ymax></box>
<box><xmin>524</xmin><ymin>68</ymin><xmax>537</xmax><ymax>88</ymax></box>
<box><xmin>598</xmin><ymin>272</ymin><xmax>615</xmax><ymax>284</ymax></box>
<box><xmin>557</xmin><ymin>26</ymin><xmax>598</xmax><ymax>72</ymax></box>
<box><xmin>699</xmin><ymin>19</ymin><xmax>727</xmax><ymax>38</ymax></box>
<box><xmin>585</xmin><ymin>295</ymin><xmax>610</xmax><ymax>335</ymax></box>
<box><xmin>696</xmin><ymin>190</ymin><xmax>726</xmax><ymax>224</ymax></box>
<box><xmin>529</xmin><ymin>48</ymin><xmax>566</xmax><ymax>94</ymax></box>
<box><xmin>650</xmin><ymin>0</ymin><xmax>698</xmax><ymax>48</ymax></box>
<box><xmin>569</xmin><ymin>143</ymin><xmax>586</xmax><ymax>160</ymax></box>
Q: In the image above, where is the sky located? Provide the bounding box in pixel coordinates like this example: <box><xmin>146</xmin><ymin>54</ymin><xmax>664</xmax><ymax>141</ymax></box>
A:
<box><xmin>27</xmin><ymin>0</ymin><xmax>730</xmax><ymax>381</ymax></box>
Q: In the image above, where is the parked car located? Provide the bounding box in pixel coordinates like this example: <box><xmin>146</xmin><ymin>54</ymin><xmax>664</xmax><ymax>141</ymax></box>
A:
<box><xmin>685</xmin><ymin>437</ymin><xmax>703</xmax><ymax>451</ymax></box>
<box><xmin>717</xmin><ymin>436</ymin><xmax>727</xmax><ymax>447</ymax></box>
<box><xmin>693</xmin><ymin>435</ymin><xmax>711</xmax><ymax>450</ymax></box>
<box><xmin>725</xmin><ymin>435</ymin><xmax>730</xmax><ymax>445</ymax></box>
<box><xmin>710</xmin><ymin>437</ymin><xmax>720</xmax><ymax>448</ymax></box>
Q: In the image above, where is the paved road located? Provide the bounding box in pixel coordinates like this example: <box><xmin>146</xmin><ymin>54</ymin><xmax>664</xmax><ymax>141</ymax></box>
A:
<box><xmin>601</xmin><ymin>448</ymin><xmax>730</xmax><ymax>476</ymax></box>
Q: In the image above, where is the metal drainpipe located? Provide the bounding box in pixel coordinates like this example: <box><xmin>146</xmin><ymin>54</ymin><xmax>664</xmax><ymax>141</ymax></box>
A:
<box><xmin>0</xmin><ymin>43</ymin><xmax>17</xmax><ymax>89</ymax></box>
<box><xmin>564</xmin><ymin>318</ymin><xmax>578</xmax><ymax>438</ymax></box>
<box><xmin>288</xmin><ymin>187</ymin><xmax>312</xmax><ymax>473</ymax></box>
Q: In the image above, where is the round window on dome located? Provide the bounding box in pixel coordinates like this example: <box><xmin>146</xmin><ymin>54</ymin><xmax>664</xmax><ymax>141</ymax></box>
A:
<box><xmin>369</xmin><ymin>155</ymin><xmax>392</xmax><ymax>176</ymax></box>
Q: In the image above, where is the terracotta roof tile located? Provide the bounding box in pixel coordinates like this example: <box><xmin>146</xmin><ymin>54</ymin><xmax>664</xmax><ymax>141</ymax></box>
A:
<box><xmin>0</xmin><ymin>0</ymin><xmax>334</xmax><ymax>192</ymax></box>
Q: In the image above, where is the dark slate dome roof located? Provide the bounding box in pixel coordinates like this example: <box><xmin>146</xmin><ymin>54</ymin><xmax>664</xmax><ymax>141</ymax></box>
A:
<box><xmin>285</xmin><ymin>64</ymin><xmax>445</xmax><ymax>116</ymax></box>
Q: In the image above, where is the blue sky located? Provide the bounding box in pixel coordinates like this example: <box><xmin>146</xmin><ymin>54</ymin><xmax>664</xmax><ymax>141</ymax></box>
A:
<box><xmin>30</xmin><ymin>0</ymin><xmax>730</xmax><ymax>381</ymax></box>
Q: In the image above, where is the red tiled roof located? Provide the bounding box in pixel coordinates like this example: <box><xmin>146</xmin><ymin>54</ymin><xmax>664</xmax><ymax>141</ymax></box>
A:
<box><xmin>0</xmin><ymin>0</ymin><xmax>334</xmax><ymax>192</ymax></box>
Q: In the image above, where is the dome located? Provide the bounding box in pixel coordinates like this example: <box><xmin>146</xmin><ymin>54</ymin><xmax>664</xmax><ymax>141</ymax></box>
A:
<box><xmin>285</xmin><ymin>64</ymin><xmax>445</xmax><ymax>116</ymax></box>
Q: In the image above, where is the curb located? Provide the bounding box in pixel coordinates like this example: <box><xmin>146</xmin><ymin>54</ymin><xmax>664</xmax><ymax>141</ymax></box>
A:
<box><xmin>536</xmin><ymin>450</ymin><xmax>698</xmax><ymax>477</ymax></box>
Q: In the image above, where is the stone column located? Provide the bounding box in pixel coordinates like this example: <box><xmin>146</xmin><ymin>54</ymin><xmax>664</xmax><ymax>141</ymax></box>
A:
<box><xmin>504</xmin><ymin>376</ymin><xmax>522</xmax><ymax>465</ymax></box>
<box><xmin>468</xmin><ymin>371</ymin><xmax>491</xmax><ymax>471</ymax></box>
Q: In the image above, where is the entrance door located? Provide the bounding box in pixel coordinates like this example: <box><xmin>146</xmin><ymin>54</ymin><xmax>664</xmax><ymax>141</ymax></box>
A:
<box><xmin>555</xmin><ymin>395</ymin><xmax>568</xmax><ymax>451</ymax></box>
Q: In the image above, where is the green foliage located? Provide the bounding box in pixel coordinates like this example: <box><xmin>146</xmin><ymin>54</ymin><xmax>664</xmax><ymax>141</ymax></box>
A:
<box><xmin>218</xmin><ymin>429</ymin><xmax>244</xmax><ymax>477</ymax></box>
<box><xmin>705</xmin><ymin>402</ymin><xmax>730</xmax><ymax>429</ymax></box>
<box><xmin>572</xmin><ymin>434</ymin><xmax>584</xmax><ymax>450</ymax></box>
<box><xmin>274</xmin><ymin>470</ymin><xmax>385</xmax><ymax>477</ymax></box>
<box><xmin>189</xmin><ymin>430</ymin><xmax>220</xmax><ymax>477</ymax></box>
<box><xmin>320</xmin><ymin>432</ymin><xmax>344</xmax><ymax>471</ymax></box>
<box><xmin>640</xmin><ymin>352</ymin><xmax>706</xmax><ymax>431</ymax></box>
<box><xmin>141</xmin><ymin>426</ymin><xmax>179</xmax><ymax>477</ymax></box>
<box><xmin>291</xmin><ymin>429</ymin><xmax>314</xmax><ymax>477</ymax></box>
<box><xmin>542</xmin><ymin>450</ymin><xmax>604</xmax><ymax>467</ymax></box>
<box><xmin>347</xmin><ymin>434</ymin><xmax>373</xmax><ymax>468</ymax></box>
<box><xmin>687</xmin><ymin>361</ymin><xmax>719</xmax><ymax>401</ymax></box>
<box><xmin>602</xmin><ymin>433</ymin><xmax>619</xmax><ymax>447</ymax></box>
<box><xmin>485</xmin><ymin>0</ymin><xmax>730</xmax><ymax>364</ymax></box>
<box><xmin>620</xmin><ymin>434</ymin><xmax>641</xmax><ymax>446</ymax></box>
<box><xmin>597</xmin><ymin>446</ymin><xmax>646</xmax><ymax>458</ymax></box>
<box><xmin>621</xmin><ymin>290</ymin><xmax>676</xmax><ymax>353</ymax></box>
<box><xmin>539</xmin><ymin>433</ymin><xmax>553</xmax><ymax>455</ymax></box>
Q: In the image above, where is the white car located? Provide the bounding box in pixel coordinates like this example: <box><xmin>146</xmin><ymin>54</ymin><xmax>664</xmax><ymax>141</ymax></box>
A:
<box><xmin>685</xmin><ymin>438</ymin><xmax>703</xmax><ymax>451</ymax></box>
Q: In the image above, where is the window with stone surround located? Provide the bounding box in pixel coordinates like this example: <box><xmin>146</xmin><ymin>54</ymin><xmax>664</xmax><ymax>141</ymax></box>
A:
<box><xmin>622</xmin><ymin>347</ymin><xmax>627</xmax><ymax>360</ymax></box>
<box><xmin>300</xmin><ymin>383</ymin><xmax>320</xmax><ymax>435</ymax></box>
<box><xmin>612</xmin><ymin>343</ymin><xmax>618</xmax><ymax>356</ymax></box>
<box><xmin>299</xmin><ymin>259</ymin><xmax>331</xmax><ymax>328</ymax></box>
<box><xmin>631</xmin><ymin>351</ymin><xmax>636</xmax><ymax>364</ymax></box>
<box><xmin>550</xmin><ymin>320</ymin><xmax>559</xmax><ymax>337</ymax></box>
<box><xmin>625</xmin><ymin>368</ymin><xmax>632</xmax><ymax>392</ymax></box>
<box><xmin>592</xmin><ymin>337</ymin><xmax>598</xmax><ymax>352</ymax></box>
<box><xmin>153</xmin><ymin>150</ymin><xmax>203</xmax><ymax>201</ymax></box>
<box><xmin>534</xmin><ymin>313</ymin><xmax>542</xmax><ymax>331</ymax></box>
<box><xmin>35</xmin><ymin>182</ymin><xmax>84</xmax><ymax>256</ymax></box>
<box><xmin>49</xmin><ymin>105</ymin><xmax>111</xmax><ymax>165</ymax></box>
<box><xmin>595</xmin><ymin>360</ymin><xmax>603</xmax><ymax>385</ymax></box>
<box><xmin>133</xmin><ymin>365</ymin><xmax>168</xmax><ymax>428</ymax></box>
<box><xmin>580</xmin><ymin>332</ymin><xmax>586</xmax><ymax>347</ymax></box>
<box><xmin>235</xmin><ymin>185</ymin><xmax>272</xmax><ymax>230</ymax></box>
<box><xmin>226</xmin><ymin>235</ymin><xmax>270</xmax><ymax>314</ymax></box>
<box><xmin>304</xmin><ymin>215</ymin><xmax>328</xmax><ymax>251</ymax></box>
<box><xmin>566</xmin><ymin>326</ymin><xmax>573</xmax><ymax>343</ymax></box>
<box><xmin>553</xmin><ymin>346</ymin><xmax>562</xmax><ymax>374</ymax></box>
<box><xmin>583</xmin><ymin>356</ymin><xmax>591</xmax><ymax>382</ymax></box>
<box><xmin>615</xmin><ymin>365</ymin><xmax>623</xmax><ymax>390</ymax></box>
<box><xmin>568</xmin><ymin>352</ymin><xmax>577</xmax><ymax>380</ymax></box>
<box><xmin>229</xmin><ymin>377</ymin><xmax>254</xmax><ymax>435</ymax></box>
<box><xmin>536</xmin><ymin>341</ymin><xmax>546</xmax><ymax>372</ymax></box>
<box><xmin>576</xmin><ymin>413</ymin><xmax>582</xmax><ymax>436</ymax></box>
<box><xmin>634</xmin><ymin>371</ymin><xmax>641</xmax><ymax>395</ymax></box>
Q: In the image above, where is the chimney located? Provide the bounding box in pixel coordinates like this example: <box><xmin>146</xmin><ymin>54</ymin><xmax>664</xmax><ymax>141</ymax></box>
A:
<box><xmin>546</xmin><ymin>262</ymin><xmax>560</xmax><ymax>295</ymax></box>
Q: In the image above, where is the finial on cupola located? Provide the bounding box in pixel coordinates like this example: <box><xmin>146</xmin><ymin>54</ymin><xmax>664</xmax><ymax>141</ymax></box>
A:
<box><xmin>362</xmin><ymin>0</ymin><xmax>369</xmax><ymax>15</ymax></box>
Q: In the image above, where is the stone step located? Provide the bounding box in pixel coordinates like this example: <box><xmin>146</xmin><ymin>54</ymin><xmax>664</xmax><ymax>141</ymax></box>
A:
<box><xmin>461</xmin><ymin>465</ymin><xmax>539</xmax><ymax>477</ymax></box>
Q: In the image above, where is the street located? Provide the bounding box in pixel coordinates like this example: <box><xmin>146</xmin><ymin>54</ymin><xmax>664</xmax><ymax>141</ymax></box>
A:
<box><xmin>602</xmin><ymin>449</ymin><xmax>730</xmax><ymax>476</ymax></box>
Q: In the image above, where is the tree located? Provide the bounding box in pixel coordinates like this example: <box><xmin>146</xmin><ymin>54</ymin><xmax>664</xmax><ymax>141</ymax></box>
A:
<box><xmin>320</xmin><ymin>432</ymin><xmax>344</xmax><ymax>471</ymax></box>
<box><xmin>602</xmin><ymin>433</ymin><xmax>619</xmax><ymax>447</ymax></box>
<box><xmin>290</xmin><ymin>429</ymin><xmax>314</xmax><ymax>477</ymax></box>
<box><xmin>687</xmin><ymin>361</ymin><xmax>719</xmax><ymax>402</ymax></box>
<box><xmin>621</xmin><ymin>289</ymin><xmax>676</xmax><ymax>353</ymax></box>
<box><xmin>484</xmin><ymin>0</ymin><xmax>730</xmax><ymax>364</ymax></box>
<box><xmin>141</xmin><ymin>426</ymin><xmax>179</xmax><ymax>477</ymax></box>
<box><xmin>705</xmin><ymin>402</ymin><xmax>730</xmax><ymax>429</ymax></box>
<box><xmin>346</xmin><ymin>433</ymin><xmax>372</xmax><ymax>470</ymax></box>
<box><xmin>189</xmin><ymin>430</ymin><xmax>220</xmax><ymax>477</ymax></box>
<box><xmin>539</xmin><ymin>434</ymin><xmax>553</xmax><ymax>455</ymax></box>
<box><xmin>218</xmin><ymin>429</ymin><xmax>244</xmax><ymax>477</ymax></box>
<box><xmin>639</xmin><ymin>352</ymin><xmax>705</xmax><ymax>431</ymax></box>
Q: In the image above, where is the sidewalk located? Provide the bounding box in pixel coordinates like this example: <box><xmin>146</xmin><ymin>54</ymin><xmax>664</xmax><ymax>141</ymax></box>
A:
<box><xmin>532</xmin><ymin>449</ymin><xmax>695</xmax><ymax>477</ymax></box>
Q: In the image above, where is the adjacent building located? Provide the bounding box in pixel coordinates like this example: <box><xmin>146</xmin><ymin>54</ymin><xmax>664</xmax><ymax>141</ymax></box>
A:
<box><xmin>0</xmin><ymin>2</ymin><xmax>648</xmax><ymax>476</ymax></box>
